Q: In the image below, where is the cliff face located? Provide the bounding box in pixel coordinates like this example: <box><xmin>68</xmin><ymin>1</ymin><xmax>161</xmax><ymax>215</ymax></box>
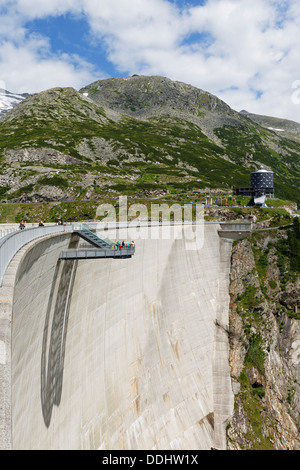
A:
<box><xmin>227</xmin><ymin>224</ymin><xmax>300</xmax><ymax>450</ymax></box>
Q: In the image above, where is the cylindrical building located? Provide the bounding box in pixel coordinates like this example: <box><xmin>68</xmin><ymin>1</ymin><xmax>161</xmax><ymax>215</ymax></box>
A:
<box><xmin>251</xmin><ymin>166</ymin><xmax>274</xmax><ymax>190</ymax></box>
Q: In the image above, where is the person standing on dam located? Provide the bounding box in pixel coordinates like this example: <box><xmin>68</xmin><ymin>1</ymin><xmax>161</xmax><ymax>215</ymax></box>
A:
<box><xmin>19</xmin><ymin>220</ymin><xmax>26</xmax><ymax>230</ymax></box>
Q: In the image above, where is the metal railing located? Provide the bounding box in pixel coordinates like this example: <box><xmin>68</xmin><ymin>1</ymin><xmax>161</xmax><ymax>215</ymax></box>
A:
<box><xmin>0</xmin><ymin>226</ymin><xmax>19</xmax><ymax>239</ymax></box>
<box><xmin>73</xmin><ymin>221</ymin><xmax>205</xmax><ymax>231</ymax></box>
<box><xmin>0</xmin><ymin>225</ymin><xmax>73</xmax><ymax>286</ymax></box>
<box><xmin>59</xmin><ymin>247</ymin><xmax>135</xmax><ymax>260</ymax></box>
<box><xmin>0</xmin><ymin>219</ymin><xmax>211</xmax><ymax>286</ymax></box>
<box><xmin>76</xmin><ymin>224</ymin><xmax>114</xmax><ymax>249</ymax></box>
<box><xmin>218</xmin><ymin>222</ymin><xmax>253</xmax><ymax>231</ymax></box>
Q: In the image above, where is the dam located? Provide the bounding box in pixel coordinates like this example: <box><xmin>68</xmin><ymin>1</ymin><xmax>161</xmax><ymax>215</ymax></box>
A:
<box><xmin>0</xmin><ymin>222</ymin><xmax>249</xmax><ymax>450</ymax></box>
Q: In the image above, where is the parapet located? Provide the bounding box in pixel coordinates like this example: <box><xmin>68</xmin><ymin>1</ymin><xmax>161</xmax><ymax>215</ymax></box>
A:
<box><xmin>218</xmin><ymin>221</ymin><xmax>253</xmax><ymax>240</ymax></box>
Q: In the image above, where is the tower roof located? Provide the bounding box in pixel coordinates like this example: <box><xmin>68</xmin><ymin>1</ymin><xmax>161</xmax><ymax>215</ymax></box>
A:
<box><xmin>252</xmin><ymin>165</ymin><xmax>273</xmax><ymax>174</ymax></box>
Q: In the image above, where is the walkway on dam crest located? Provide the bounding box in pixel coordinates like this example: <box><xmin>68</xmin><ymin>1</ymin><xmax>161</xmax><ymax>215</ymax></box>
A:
<box><xmin>0</xmin><ymin>220</ymin><xmax>252</xmax><ymax>285</ymax></box>
<box><xmin>0</xmin><ymin>222</ymin><xmax>138</xmax><ymax>285</ymax></box>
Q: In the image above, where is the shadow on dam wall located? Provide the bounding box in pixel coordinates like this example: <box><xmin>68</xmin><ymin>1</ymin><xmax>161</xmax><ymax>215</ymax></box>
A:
<box><xmin>41</xmin><ymin>258</ymin><xmax>78</xmax><ymax>428</ymax></box>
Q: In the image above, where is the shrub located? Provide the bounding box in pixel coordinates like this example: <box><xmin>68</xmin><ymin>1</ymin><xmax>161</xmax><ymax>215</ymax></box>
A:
<box><xmin>38</xmin><ymin>176</ymin><xmax>69</xmax><ymax>188</ymax></box>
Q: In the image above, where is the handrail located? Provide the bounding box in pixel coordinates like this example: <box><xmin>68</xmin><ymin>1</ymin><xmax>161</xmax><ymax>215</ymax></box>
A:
<box><xmin>77</xmin><ymin>224</ymin><xmax>114</xmax><ymax>248</ymax></box>
<box><xmin>0</xmin><ymin>220</ymin><xmax>210</xmax><ymax>287</ymax></box>
<box><xmin>0</xmin><ymin>225</ymin><xmax>73</xmax><ymax>287</ymax></box>
<box><xmin>60</xmin><ymin>247</ymin><xmax>135</xmax><ymax>260</ymax></box>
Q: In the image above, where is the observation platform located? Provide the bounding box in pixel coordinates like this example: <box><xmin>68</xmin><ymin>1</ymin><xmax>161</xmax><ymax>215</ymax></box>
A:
<box><xmin>217</xmin><ymin>221</ymin><xmax>253</xmax><ymax>240</ymax></box>
<box><xmin>61</xmin><ymin>224</ymin><xmax>135</xmax><ymax>259</ymax></box>
<box><xmin>0</xmin><ymin>223</ymin><xmax>135</xmax><ymax>286</ymax></box>
<box><xmin>59</xmin><ymin>247</ymin><xmax>135</xmax><ymax>260</ymax></box>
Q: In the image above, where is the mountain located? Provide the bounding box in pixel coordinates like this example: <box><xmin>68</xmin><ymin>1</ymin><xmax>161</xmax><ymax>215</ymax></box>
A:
<box><xmin>240</xmin><ymin>110</ymin><xmax>300</xmax><ymax>144</ymax></box>
<box><xmin>0</xmin><ymin>76</ymin><xmax>299</xmax><ymax>206</ymax></box>
<box><xmin>0</xmin><ymin>89</ymin><xmax>29</xmax><ymax>118</ymax></box>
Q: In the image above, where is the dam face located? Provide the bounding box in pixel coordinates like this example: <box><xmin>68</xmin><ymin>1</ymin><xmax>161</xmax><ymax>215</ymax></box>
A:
<box><xmin>2</xmin><ymin>224</ymin><xmax>234</xmax><ymax>450</ymax></box>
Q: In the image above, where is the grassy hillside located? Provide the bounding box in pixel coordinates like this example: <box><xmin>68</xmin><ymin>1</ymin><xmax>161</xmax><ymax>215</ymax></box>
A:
<box><xmin>0</xmin><ymin>76</ymin><xmax>299</xmax><ymax>206</ymax></box>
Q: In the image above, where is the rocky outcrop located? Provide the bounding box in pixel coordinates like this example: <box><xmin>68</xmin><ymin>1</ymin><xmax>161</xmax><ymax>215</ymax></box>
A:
<box><xmin>4</xmin><ymin>147</ymin><xmax>83</xmax><ymax>165</ymax></box>
<box><xmin>205</xmin><ymin>207</ymin><xmax>247</xmax><ymax>222</ymax></box>
<box><xmin>227</xmin><ymin>232</ymin><xmax>300</xmax><ymax>450</ymax></box>
<box><xmin>280</xmin><ymin>278</ymin><xmax>300</xmax><ymax>313</ymax></box>
<box><xmin>80</xmin><ymin>75</ymin><xmax>235</xmax><ymax>119</ymax></box>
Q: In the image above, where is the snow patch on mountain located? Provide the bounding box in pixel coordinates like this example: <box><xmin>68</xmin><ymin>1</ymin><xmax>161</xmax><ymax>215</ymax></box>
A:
<box><xmin>0</xmin><ymin>89</ymin><xmax>29</xmax><ymax>118</ymax></box>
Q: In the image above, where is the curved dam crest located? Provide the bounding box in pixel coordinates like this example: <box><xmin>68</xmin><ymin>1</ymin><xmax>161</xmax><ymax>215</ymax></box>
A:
<box><xmin>0</xmin><ymin>224</ymin><xmax>234</xmax><ymax>450</ymax></box>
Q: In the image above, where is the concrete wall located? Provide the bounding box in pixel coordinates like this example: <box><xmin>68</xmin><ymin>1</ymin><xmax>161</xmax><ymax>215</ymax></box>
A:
<box><xmin>2</xmin><ymin>224</ymin><xmax>234</xmax><ymax>450</ymax></box>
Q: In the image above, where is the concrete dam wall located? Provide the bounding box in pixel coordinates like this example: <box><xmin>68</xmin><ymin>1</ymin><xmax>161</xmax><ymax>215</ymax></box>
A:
<box><xmin>1</xmin><ymin>224</ymin><xmax>234</xmax><ymax>450</ymax></box>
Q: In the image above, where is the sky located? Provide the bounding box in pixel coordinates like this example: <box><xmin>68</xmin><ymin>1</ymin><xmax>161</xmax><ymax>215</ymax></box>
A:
<box><xmin>0</xmin><ymin>0</ymin><xmax>300</xmax><ymax>122</ymax></box>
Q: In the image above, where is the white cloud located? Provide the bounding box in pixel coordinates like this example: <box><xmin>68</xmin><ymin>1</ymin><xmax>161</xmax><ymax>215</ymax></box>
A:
<box><xmin>1</xmin><ymin>0</ymin><xmax>300</xmax><ymax>121</ymax></box>
<box><xmin>0</xmin><ymin>40</ymin><xmax>102</xmax><ymax>93</ymax></box>
<box><xmin>0</xmin><ymin>0</ymin><xmax>103</xmax><ymax>93</ymax></box>
<box><xmin>2</xmin><ymin>0</ymin><xmax>82</xmax><ymax>19</ymax></box>
<box><xmin>76</xmin><ymin>0</ymin><xmax>300</xmax><ymax>121</ymax></box>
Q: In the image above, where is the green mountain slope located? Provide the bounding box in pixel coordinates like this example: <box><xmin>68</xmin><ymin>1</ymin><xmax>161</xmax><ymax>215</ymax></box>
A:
<box><xmin>240</xmin><ymin>110</ymin><xmax>300</xmax><ymax>144</ymax></box>
<box><xmin>0</xmin><ymin>76</ymin><xmax>299</xmax><ymax>205</ymax></box>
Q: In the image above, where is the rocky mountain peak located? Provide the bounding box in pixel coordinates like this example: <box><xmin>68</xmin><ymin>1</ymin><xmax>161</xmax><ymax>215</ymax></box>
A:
<box><xmin>79</xmin><ymin>75</ymin><xmax>235</xmax><ymax>119</ymax></box>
